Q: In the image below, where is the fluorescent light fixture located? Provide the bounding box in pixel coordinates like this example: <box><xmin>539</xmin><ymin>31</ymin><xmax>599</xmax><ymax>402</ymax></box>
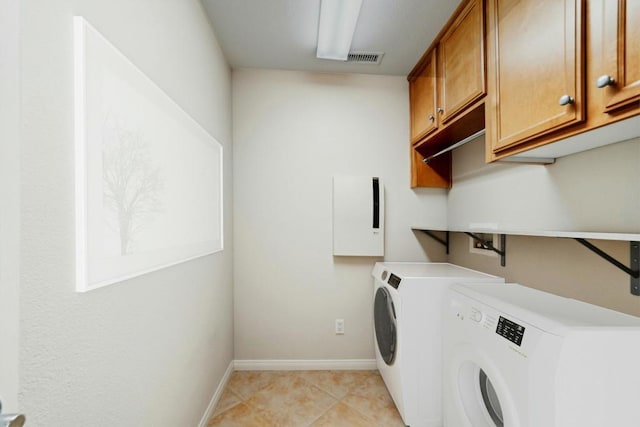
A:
<box><xmin>316</xmin><ymin>0</ymin><xmax>363</xmax><ymax>60</ymax></box>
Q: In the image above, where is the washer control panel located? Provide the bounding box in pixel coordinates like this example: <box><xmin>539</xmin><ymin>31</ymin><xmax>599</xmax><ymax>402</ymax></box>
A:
<box><xmin>469</xmin><ymin>307</ymin><xmax>483</xmax><ymax>323</ymax></box>
<box><xmin>387</xmin><ymin>273</ymin><xmax>401</xmax><ymax>289</ymax></box>
<box><xmin>496</xmin><ymin>316</ymin><xmax>525</xmax><ymax>346</ymax></box>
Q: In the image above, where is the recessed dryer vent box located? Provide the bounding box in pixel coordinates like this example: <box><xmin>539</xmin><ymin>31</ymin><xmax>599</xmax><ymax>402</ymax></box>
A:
<box><xmin>469</xmin><ymin>233</ymin><xmax>499</xmax><ymax>257</ymax></box>
<box><xmin>332</xmin><ymin>176</ymin><xmax>384</xmax><ymax>256</ymax></box>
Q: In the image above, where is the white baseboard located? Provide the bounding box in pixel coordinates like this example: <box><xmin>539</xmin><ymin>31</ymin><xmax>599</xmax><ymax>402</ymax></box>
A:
<box><xmin>198</xmin><ymin>359</ymin><xmax>234</xmax><ymax>427</ymax></box>
<box><xmin>233</xmin><ymin>359</ymin><xmax>377</xmax><ymax>371</ymax></box>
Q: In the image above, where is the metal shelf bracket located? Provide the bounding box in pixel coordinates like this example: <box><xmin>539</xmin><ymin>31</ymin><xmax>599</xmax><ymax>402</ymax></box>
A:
<box><xmin>419</xmin><ymin>230</ymin><xmax>449</xmax><ymax>254</ymax></box>
<box><xmin>465</xmin><ymin>232</ymin><xmax>507</xmax><ymax>267</ymax></box>
<box><xmin>575</xmin><ymin>239</ymin><xmax>640</xmax><ymax>295</ymax></box>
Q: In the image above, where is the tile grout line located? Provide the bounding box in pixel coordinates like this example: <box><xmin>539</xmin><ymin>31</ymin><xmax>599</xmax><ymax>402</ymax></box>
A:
<box><xmin>296</xmin><ymin>371</ymin><xmax>381</xmax><ymax>426</ymax></box>
<box><xmin>306</xmin><ymin>398</ymin><xmax>341</xmax><ymax>427</ymax></box>
<box><xmin>215</xmin><ymin>389</ymin><xmax>243</xmax><ymax>418</ymax></box>
<box><xmin>208</xmin><ymin>370</ymin><xmax>401</xmax><ymax>426</ymax></box>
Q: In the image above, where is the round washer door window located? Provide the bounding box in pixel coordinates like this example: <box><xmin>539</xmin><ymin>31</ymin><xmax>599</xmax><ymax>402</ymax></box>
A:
<box><xmin>479</xmin><ymin>369</ymin><xmax>504</xmax><ymax>427</ymax></box>
<box><xmin>457</xmin><ymin>361</ymin><xmax>507</xmax><ymax>427</ymax></box>
<box><xmin>374</xmin><ymin>287</ymin><xmax>397</xmax><ymax>365</ymax></box>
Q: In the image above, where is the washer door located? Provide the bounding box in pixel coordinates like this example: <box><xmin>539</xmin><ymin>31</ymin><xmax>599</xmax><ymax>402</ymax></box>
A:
<box><xmin>479</xmin><ymin>369</ymin><xmax>504</xmax><ymax>426</ymax></box>
<box><xmin>457</xmin><ymin>361</ymin><xmax>506</xmax><ymax>427</ymax></box>
<box><xmin>374</xmin><ymin>287</ymin><xmax>397</xmax><ymax>365</ymax></box>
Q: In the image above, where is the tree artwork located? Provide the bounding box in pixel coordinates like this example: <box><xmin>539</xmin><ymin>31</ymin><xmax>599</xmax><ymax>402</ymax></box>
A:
<box><xmin>102</xmin><ymin>117</ymin><xmax>163</xmax><ymax>255</ymax></box>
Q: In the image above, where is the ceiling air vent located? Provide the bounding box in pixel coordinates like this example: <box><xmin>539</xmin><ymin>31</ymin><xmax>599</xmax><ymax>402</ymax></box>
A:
<box><xmin>347</xmin><ymin>51</ymin><xmax>384</xmax><ymax>65</ymax></box>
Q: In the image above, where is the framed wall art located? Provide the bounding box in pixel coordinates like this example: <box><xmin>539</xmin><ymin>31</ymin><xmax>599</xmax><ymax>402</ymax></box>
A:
<box><xmin>74</xmin><ymin>17</ymin><xmax>223</xmax><ymax>292</ymax></box>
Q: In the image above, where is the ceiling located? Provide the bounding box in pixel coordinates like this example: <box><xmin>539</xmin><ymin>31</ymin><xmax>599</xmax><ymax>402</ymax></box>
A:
<box><xmin>202</xmin><ymin>0</ymin><xmax>462</xmax><ymax>76</ymax></box>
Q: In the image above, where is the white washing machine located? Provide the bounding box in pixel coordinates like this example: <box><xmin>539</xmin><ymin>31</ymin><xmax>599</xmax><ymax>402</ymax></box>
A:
<box><xmin>372</xmin><ymin>262</ymin><xmax>504</xmax><ymax>427</ymax></box>
<box><xmin>443</xmin><ymin>283</ymin><xmax>640</xmax><ymax>427</ymax></box>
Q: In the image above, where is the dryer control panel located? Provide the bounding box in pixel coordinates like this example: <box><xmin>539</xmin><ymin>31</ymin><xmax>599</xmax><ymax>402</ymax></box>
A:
<box><xmin>496</xmin><ymin>316</ymin><xmax>525</xmax><ymax>346</ymax></box>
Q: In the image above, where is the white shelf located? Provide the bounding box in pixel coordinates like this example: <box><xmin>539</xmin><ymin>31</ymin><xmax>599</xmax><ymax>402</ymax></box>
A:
<box><xmin>412</xmin><ymin>226</ymin><xmax>640</xmax><ymax>242</ymax></box>
<box><xmin>412</xmin><ymin>226</ymin><xmax>640</xmax><ymax>295</ymax></box>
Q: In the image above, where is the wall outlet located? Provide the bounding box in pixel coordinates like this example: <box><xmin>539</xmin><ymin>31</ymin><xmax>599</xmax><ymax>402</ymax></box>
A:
<box><xmin>335</xmin><ymin>318</ymin><xmax>345</xmax><ymax>335</ymax></box>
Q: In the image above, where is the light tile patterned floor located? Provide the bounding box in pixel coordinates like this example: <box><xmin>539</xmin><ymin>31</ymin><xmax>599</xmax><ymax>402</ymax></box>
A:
<box><xmin>207</xmin><ymin>370</ymin><xmax>406</xmax><ymax>426</ymax></box>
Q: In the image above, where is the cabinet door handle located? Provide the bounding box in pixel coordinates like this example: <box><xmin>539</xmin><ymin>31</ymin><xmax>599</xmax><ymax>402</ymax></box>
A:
<box><xmin>596</xmin><ymin>75</ymin><xmax>615</xmax><ymax>88</ymax></box>
<box><xmin>558</xmin><ymin>95</ymin><xmax>574</xmax><ymax>106</ymax></box>
<box><xmin>428</xmin><ymin>114</ymin><xmax>435</xmax><ymax>122</ymax></box>
<box><xmin>436</xmin><ymin>107</ymin><xmax>444</xmax><ymax>114</ymax></box>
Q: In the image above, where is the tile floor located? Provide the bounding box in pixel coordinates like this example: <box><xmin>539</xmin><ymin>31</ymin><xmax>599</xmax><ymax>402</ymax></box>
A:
<box><xmin>207</xmin><ymin>370</ymin><xmax>405</xmax><ymax>426</ymax></box>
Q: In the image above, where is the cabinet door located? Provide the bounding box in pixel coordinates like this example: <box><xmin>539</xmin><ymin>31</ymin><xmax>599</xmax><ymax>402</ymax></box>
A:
<box><xmin>599</xmin><ymin>0</ymin><xmax>640</xmax><ymax>113</ymax></box>
<box><xmin>439</xmin><ymin>0</ymin><xmax>485</xmax><ymax>124</ymax></box>
<box><xmin>487</xmin><ymin>0</ymin><xmax>584</xmax><ymax>153</ymax></box>
<box><xmin>409</xmin><ymin>50</ymin><xmax>438</xmax><ymax>143</ymax></box>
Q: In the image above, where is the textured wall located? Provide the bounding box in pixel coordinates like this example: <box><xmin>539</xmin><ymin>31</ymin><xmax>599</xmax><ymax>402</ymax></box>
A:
<box><xmin>0</xmin><ymin>0</ymin><xmax>20</xmax><ymax>412</ymax></box>
<box><xmin>19</xmin><ymin>1</ymin><xmax>233</xmax><ymax>425</ymax></box>
<box><xmin>232</xmin><ymin>69</ymin><xmax>448</xmax><ymax>361</ymax></box>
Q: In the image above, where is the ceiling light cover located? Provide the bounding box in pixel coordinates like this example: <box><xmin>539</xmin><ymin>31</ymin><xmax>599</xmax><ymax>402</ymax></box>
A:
<box><xmin>316</xmin><ymin>0</ymin><xmax>363</xmax><ymax>61</ymax></box>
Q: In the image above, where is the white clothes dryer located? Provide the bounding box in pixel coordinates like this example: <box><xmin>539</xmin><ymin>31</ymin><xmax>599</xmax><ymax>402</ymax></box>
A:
<box><xmin>372</xmin><ymin>263</ymin><xmax>504</xmax><ymax>427</ymax></box>
<box><xmin>443</xmin><ymin>283</ymin><xmax>640</xmax><ymax>427</ymax></box>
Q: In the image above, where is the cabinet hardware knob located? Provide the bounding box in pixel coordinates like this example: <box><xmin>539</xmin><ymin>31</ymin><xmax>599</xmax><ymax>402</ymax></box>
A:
<box><xmin>428</xmin><ymin>114</ymin><xmax>435</xmax><ymax>122</ymax></box>
<box><xmin>0</xmin><ymin>401</ymin><xmax>26</xmax><ymax>427</ymax></box>
<box><xmin>436</xmin><ymin>107</ymin><xmax>444</xmax><ymax>114</ymax></box>
<box><xmin>596</xmin><ymin>75</ymin><xmax>615</xmax><ymax>88</ymax></box>
<box><xmin>558</xmin><ymin>95</ymin><xmax>574</xmax><ymax>106</ymax></box>
<box><xmin>0</xmin><ymin>414</ymin><xmax>26</xmax><ymax>427</ymax></box>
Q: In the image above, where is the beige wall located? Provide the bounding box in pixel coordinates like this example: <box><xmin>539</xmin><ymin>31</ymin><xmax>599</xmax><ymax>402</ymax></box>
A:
<box><xmin>230</xmin><ymin>68</ymin><xmax>640</xmax><ymax>363</ymax></box>
<box><xmin>448</xmin><ymin>234</ymin><xmax>638</xmax><ymax>315</ymax></box>
<box><xmin>447</xmin><ymin>136</ymin><xmax>640</xmax><ymax>316</ymax></box>
<box><xmin>232</xmin><ymin>69</ymin><xmax>448</xmax><ymax>361</ymax></box>
<box><xmin>19</xmin><ymin>1</ymin><xmax>233</xmax><ymax>425</ymax></box>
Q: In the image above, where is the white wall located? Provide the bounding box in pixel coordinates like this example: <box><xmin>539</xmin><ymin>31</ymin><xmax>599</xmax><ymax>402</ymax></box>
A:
<box><xmin>232</xmin><ymin>69</ymin><xmax>447</xmax><ymax>361</ymax></box>
<box><xmin>447</xmin><ymin>136</ymin><xmax>640</xmax><ymax>315</ymax></box>
<box><xmin>19</xmin><ymin>1</ymin><xmax>233</xmax><ymax>425</ymax></box>
<box><xmin>448</xmin><ymin>135</ymin><xmax>640</xmax><ymax>232</ymax></box>
<box><xmin>0</xmin><ymin>0</ymin><xmax>20</xmax><ymax>412</ymax></box>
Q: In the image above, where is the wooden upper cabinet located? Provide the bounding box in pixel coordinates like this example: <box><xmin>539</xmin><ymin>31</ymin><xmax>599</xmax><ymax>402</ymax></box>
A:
<box><xmin>599</xmin><ymin>0</ymin><xmax>640</xmax><ymax>113</ymax></box>
<box><xmin>482</xmin><ymin>0</ymin><xmax>640</xmax><ymax>161</ymax></box>
<box><xmin>407</xmin><ymin>0</ymin><xmax>485</xmax><ymax>188</ymax></box>
<box><xmin>408</xmin><ymin>0</ymin><xmax>486</xmax><ymax>148</ymax></box>
<box><xmin>439</xmin><ymin>0</ymin><xmax>485</xmax><ymax>124</ymax></box>
<box><xmin>487</xmin><ymin>0</ymin><xmax>585</xmax><ymax>154</ymax></box>
<box><xmin>409</xmin><ymin>50</ymin><xmax>438</xmax><ymax>143</ymax></box>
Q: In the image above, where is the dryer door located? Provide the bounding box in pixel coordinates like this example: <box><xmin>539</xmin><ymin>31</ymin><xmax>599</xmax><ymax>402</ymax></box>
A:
<box><xmin>374</xmin><ymin>287</ymin><xmax>397</xmax><ymax>365</ymax></box>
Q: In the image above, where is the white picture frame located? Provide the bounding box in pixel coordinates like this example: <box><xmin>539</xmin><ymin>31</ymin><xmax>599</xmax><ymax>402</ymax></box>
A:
<box><xmin>74</xmin><ymin>17</ymin><xmax>223</xmax><ymax>292</ymax></box>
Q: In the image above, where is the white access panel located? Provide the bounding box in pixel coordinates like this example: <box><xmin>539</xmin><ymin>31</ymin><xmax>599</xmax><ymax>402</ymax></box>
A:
<box><xmin>333</xmin><ymin>175</ymin><xmax>384</xmax><ymax>256</ymax></box>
